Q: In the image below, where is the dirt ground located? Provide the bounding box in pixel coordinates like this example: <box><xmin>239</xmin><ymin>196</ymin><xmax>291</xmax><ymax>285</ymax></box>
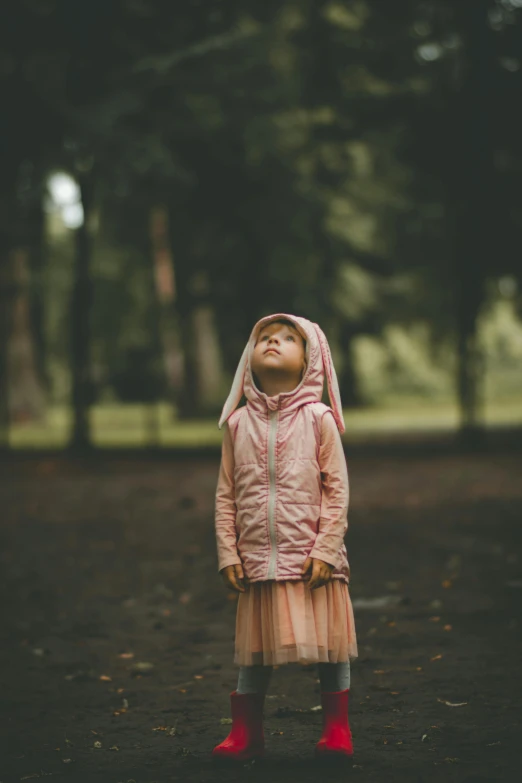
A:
<box><xmin>1</xmin><ymin>446</ymin><xmax>521</xmax><ymax>783</ymax></box>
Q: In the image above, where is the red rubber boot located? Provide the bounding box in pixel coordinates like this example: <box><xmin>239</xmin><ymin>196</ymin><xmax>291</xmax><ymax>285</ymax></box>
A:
<box><xmin>314</xmin><ymin>689</ymin><xmax>354</xmax><ymax>758</ymax></box>
<box><xmin>212</xmin><ymin>690</ymin><xmax>265</xmax><ymax>761</ymax></box>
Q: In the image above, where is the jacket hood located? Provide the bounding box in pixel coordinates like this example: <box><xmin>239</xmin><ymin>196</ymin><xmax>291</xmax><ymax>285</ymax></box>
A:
<box><xmin>218</xmin><ymin>313</ymin><xmax>345</xmax><ymax>433</ymax></box>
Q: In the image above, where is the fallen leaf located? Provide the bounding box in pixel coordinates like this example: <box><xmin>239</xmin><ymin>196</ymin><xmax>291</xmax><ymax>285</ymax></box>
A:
<box><xmin>131</xmin><ymin>661</ymin><xmax>154</xmax><ymax>675</ymax></box>
<box><xmin>99</xmin><ymin>675</ymin><xmax>112</xmax><ymax>681</ymax></box>
<box><xmin>118</xmin><ymin>652</ymin><xmax>134</xmax><ymax>659</ymax></box>
<box><xmin>109</xmin><ymin>745</ymin><xmax>119</xmax><ymax>751</ymax></box>
<box><xmin>194</xmin><ymin>675</ymin><xmax>204</xmax><ymax>680</ymax></box>
<box><xmin>390</xmin><ymin>691</ymin><xmax>400</xmax><ymax>695</ymax></box>
<box><xmin>443</xmin><ymin>624</ymin><xmax>452</xmax><ymax>631</ymax></box>
<box><xmin>422</xmin><ymin>734</ymin><xmax>428</xmax><ymax>742</ymax></box>
<box><xmin>220</xmin><ymin>718</ymin><xmax>233</xmax><ymax>724</ymax></box>
<box><xmin>122</xmin><ymin>698</ymin><xmax>129</xmax><ymax>709</ymax></box>
<box><xmin>117</xmin><ymin>688</ymin><xmax>125</xmax><ymax>693</ymax></box>
<box><xmin>486</xmin><ymin>741</ymin><xmax>501</xmax><ymax>746</ymax></box>
<box><xmin>310</xmin><ymin>705</ymin><xmax>322</xmax><ymax>711</ymax></box>
<box><xmin>430</xmin><ymin>654</ymin><xmax>443</xmax><ymax>661</ymax></box>
<box><xmin>113</xmin><ymin>711</ymin><xmax>120</xmax><ymax>716</ymax></box>
<box><xmin>429</xmin><ymin>616</ymin><xmax>441</xmax><ymax>622</ymax></box>
<box><xmin>441</xmin><ymin>580</ymin><xmax>452</xmax><ymax>588</ymax></box>
<box><xmin>437</xmin><ymin>698</ymin><xmax>467</xmax><ymax>707</ymax></box>
<box><xmin>62</xmin><ymin>758</ymin><xmax>72</xmax><ymax>763</ymax></box>
<box><xmin>94</xmin><ymin>741</ymin><xmax>102</xmax><ymax>748</ymax></box>
<box><xmin>178</xmin><ymin>688</ymin><xmax>187</xmax><ymax>693</ymax></box>
<box><xmin>416</xmin><ymin>667</ymin><xmax>423</xmax><ymax>671</ymax></box>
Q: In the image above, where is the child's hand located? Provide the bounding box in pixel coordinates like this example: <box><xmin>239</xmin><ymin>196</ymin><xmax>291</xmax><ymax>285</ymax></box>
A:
<box><xmin>220</xmin><ymin>563</ymin><xmax>247</xmax><ymax>593</ymax></box>
<box><xmin>301</xmin><ymin>557</ymin><xmax>335</xmax><ymax>589</ymax></box>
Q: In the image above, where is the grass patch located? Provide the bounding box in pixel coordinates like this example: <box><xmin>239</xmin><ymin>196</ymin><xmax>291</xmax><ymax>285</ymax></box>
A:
<box><xmin>7</xmin><ymin>397</ymin><xmax>522</xmax><ymax>449</ymax></box>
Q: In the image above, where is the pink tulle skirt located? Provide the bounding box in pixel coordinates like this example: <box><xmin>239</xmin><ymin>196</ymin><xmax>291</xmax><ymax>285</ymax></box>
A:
<box><xmin>234</xmin><ymin>578</ymin><xmax>358</xmax><ymax>666</ymax></box>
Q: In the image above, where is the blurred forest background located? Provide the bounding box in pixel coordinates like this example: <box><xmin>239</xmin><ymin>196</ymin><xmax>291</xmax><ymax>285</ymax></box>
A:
<box><xmin>1</xmin><ymin>0</ymin><xmax>521</xmax><ymax>450</ymax></box>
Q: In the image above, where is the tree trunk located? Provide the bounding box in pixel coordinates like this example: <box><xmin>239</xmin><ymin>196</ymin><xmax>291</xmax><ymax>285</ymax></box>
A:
<box><xmin>69</xmin><ymin>170</ymin><xmax>95</xmax><ymax>451</ymax></box>
<box><xmin>176</xmin><ymin>271</ymin><xmax>224</xmax><ymax>419</ymax></box>
<box><xmin>167</xmin><ymin>203</ymin><xmax>207</xmax><ymax>420</ymax></box>
<box><xmin>149</xmin><ymin>205</ymin><xmax>184</xmax><ymax>404</ymax></box>
<box><xmin>0</xmin><ymin>166</ymin><xmax>19</xmax><ymax>449</ymax></box>
<box><xmin>27</xmin><ymin>175</ymin><xmax>49</xmax><ymax>393</ymax></box>
<box><xmin>177</xmin><ymin>301</ymin><xmax>199</xmax><ymax>418</ymax></box>
<box><xmin>6</xmin><ymin>248</ymin><xmax>46</xmax><ymax>424</ymax></box>
<box><xmin>450</xmin><ymin>0</ymin><xmax>495</xmax><ymax>445</ymax></box>
<box><xmin>338</xmin><ymin>323</ymin><xmax>365</xmax><ymax>408</ymax></box>
<box><xmin>0</xmin><ymin>256</ymin><xmax>14</xmax><ymax>449</ymax></box>
<box><xmin>192</xmin><ymin>303</ymin><xmax>225</xmax><ymax>413</ymax></box>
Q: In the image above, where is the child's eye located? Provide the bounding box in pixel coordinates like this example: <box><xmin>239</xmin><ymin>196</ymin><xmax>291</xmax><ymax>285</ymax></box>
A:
<box><xmin>286</xmin><ymin>335</ymin><xmax>295</xmax><ymax>341</ymax></box>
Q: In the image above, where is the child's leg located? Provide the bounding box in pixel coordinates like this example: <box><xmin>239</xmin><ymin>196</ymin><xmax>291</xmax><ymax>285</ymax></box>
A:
<box><xmin>236</xmin><ymin>664</ymin><xmax>273</xmax><ymax>695</ymax></box>
<box><xmin>317</xmin><ymin>660</ymin><xmax>351</xmax><ymax>691</ymax></box>
<box><xmin>314</xmin><ymin>661</ymin><xmax>354</xmax><ymax>757</ymax></box>
<box><xmin>213</xmin><ymin>666</ymin><xmax>270</xmax><ymax>759</ymax></box>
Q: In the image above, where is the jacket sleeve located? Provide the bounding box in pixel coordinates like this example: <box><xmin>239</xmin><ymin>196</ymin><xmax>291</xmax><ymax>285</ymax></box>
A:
<box><xmin>215</xmin><ymin>422</ymin><xmax>242</xmax><ymax>573</ymax></box>
<box><xmin>309</xmin><ymin>410</ymin><xmax>349</xmax><ymax>569</ymax></box>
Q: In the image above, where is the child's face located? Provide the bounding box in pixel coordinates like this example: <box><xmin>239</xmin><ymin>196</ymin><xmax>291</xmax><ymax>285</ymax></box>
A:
<box><xmin>251</xmin><ymin>322</ymin><xmax>306</xmax><ymax>388</ymax></box>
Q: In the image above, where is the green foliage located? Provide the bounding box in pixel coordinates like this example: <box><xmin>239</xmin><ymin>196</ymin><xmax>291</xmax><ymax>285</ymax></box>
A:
<box><xmin>2</xmin><ymin>0</ymin><xmax>522</xmax><ymax>437</ymax></box>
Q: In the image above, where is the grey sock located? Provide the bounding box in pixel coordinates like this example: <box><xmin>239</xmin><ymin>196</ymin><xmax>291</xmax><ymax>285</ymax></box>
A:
<box><xmin>237</xmin><ymin>664</ymin><xmax>274</xmax><ymax>694</ymax></box>
<box><xmin>317</xmin><ymin>661</ymin><xmax>351</xmax><ymax>692</ymax></box>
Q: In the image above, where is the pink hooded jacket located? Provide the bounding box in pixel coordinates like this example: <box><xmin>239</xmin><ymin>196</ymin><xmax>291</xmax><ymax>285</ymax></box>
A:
<box><xmin>215</xmin><ymin>313</ymin><xmax>351</xmax><ymax>585</ymax></box>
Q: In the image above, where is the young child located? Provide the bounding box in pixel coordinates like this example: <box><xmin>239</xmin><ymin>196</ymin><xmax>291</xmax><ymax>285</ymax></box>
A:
<box><xmin>212</xmin><ymin>313</ymin><xmax>358</xmax><ymax>761</ymax></box>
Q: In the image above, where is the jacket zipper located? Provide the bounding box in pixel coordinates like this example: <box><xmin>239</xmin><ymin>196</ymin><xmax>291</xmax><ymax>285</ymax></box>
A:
<box><xmin>266</xmin><ymin>408</ymin><xmax>278</xmax><ymax>579</ymax></box>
